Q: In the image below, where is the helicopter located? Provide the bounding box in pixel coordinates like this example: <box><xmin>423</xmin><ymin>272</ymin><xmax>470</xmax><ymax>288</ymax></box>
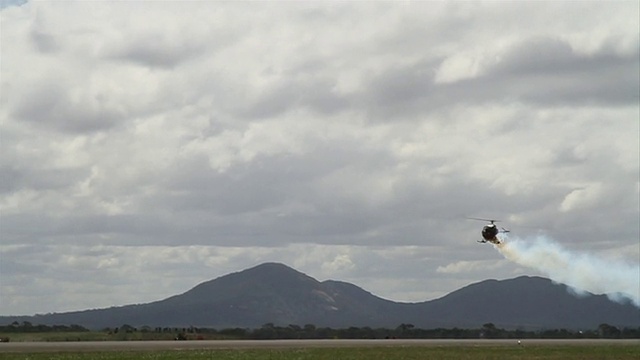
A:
<box><xmin>467</xmin><ymin>217</ymin><xmax>510</xmax><ymax>245</ymax></box>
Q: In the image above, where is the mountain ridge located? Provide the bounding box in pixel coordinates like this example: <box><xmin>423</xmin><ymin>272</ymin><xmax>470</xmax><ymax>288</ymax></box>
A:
<box><xmin>2</xmin><ymin>262</ymin><xmax>638</xmax><ymax>330</ymax></box>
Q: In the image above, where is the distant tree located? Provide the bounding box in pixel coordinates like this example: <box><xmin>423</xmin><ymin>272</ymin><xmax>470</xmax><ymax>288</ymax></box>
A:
<box><xmin>253</xmin><ymin>323</ymin><xmax>278</xmax><ymax>339</ymax></box>
<box><xmin>303</xmin><ymin>324</ymin><xmax>316</xmax><ymax>338</ymax></box>
<box><xmin>481</xmin><ymin>323</ymin><xmax>505</xmax><ymax>338</ymax></box>
<box><xmin>119</xmin><ymin>324</ymin><xmax>135</xmax><ymax>333</ymax></box>
<box><xmin>541</xmin><ymin>328</ymin><xmax>574</xmax><ymax>339</ymax></box>
<box><xmin>621</xmin><ymin>327</ymin><xmax>640</xmax><ymax>338</ymax></box>
<box><xmin>220</xmin><ymin>328</ymin><xmax>247</xmax><ymax>338</ymax></box>
<box><xmin>69</xmin><ymin>324</ymin><xmax>89</xmax><ymax>332</ymax></box>
<box><xmin>598</xmin><ymin>323</ymin><xmax>621</xmax><ymax>338</ymax></box>
<box><xmin>396</xmin><ymin>323</ymin><xmax>415</xmax><ymax>337</ymax></box>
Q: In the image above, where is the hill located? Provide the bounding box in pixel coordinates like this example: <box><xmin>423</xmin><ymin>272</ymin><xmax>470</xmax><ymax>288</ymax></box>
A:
<box><xmin>2</xmin><ymin>262</ymin><xmax>638</xmax><ymax>330</ymax></box>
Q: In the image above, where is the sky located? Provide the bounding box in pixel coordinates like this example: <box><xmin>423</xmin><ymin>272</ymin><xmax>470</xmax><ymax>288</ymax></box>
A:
<box><xmin>1</xmin><ymin>1</ymin><xmax>638</xmax><ymax>316</ymax></box>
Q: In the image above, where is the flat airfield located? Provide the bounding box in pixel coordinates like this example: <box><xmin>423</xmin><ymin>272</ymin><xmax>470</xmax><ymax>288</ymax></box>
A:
<box><xmin>1</xmin><ymin>339</ymin><xmax>638</xmax><ymax>353</ymax></box>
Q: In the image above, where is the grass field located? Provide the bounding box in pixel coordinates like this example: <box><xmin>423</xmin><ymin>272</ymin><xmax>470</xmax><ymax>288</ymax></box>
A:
<box><xmin>1</xmin><ymin>345</ymin><xmax>639</xmax><ymax>360</ymax></box>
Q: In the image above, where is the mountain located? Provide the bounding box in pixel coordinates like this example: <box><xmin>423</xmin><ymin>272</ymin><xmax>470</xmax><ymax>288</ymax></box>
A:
<box><xmin>2</xmin><ymin>262</ymin><xmax>638</xmax><ymax>330</ymax></box>
<box><xmin>410</xmin><ymin>276</ymin><xmax>639</xmax><ymax>329</ymax></box>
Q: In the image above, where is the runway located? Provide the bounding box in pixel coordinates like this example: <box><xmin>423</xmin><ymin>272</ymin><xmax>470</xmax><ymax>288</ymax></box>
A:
<box><xmin>1</xmin><ymin>339</ymin><xmax>638</xmax><ymax>353</ymax></box>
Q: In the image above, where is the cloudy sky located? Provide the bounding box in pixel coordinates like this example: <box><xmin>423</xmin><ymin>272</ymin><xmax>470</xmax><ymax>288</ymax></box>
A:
<box><xmin>1</xmin><ymin>1</ymin><xmax>638</xmax><ymax>316</ymax></box>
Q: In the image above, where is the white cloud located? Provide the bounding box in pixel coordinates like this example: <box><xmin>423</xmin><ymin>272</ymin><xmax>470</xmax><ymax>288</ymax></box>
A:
<box><xmin>559</xmin><ymin>184</ymin><xmax>604</xmax><ymax>212</ymax></box>
<box><xmin>434</xmin><ymin>54</ymin><xmax>484</xmax><ymax>84</ymax></box>
<box><xmin>322</xmin><ymin>254</ymin><xmax>355</xmax><ymax>273</ymax></box>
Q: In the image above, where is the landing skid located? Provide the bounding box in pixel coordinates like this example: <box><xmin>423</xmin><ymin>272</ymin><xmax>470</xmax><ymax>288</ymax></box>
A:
<box><xmin>478</xmin><ymin>238</ymin><xmax>501</xmax><ymax>245</ymax></box>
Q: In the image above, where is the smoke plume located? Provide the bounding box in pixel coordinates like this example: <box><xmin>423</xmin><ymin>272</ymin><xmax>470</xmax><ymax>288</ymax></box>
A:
<box><xmin>496</xmin><ymin>235</ymin><xmax>640</xmax><ymax>307</ymax></box>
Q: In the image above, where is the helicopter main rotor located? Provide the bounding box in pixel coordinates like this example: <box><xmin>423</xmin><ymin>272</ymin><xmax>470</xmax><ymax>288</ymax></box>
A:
<box><xmin>466</xmin><ymin>217</ymin><xmax>501</xmax><ymax>224</ymax></box>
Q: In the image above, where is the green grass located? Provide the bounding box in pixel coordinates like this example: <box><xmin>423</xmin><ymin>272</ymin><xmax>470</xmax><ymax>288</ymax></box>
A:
<box><xmin>1</xmin><ymin>345</ymin><xmax>639</xmax><ymax>360</ymax></box>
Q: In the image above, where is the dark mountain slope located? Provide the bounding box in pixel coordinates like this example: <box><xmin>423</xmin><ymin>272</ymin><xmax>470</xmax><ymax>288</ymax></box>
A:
<box><xmin>406</xmin><ymin>276</ymin><xmax>640</xmax><ymax>329</ymax></box>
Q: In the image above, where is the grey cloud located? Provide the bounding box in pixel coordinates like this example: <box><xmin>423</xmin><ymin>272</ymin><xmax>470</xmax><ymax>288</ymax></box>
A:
<box><xmin>0</xmin><ymin>164</ymin><xmax>88</xmax><ymax>194</ymax></box>
<box><xmin>162</xmin><ymin>168</ymin><xmax>291</xmax><ymax>217</ymax></box>
<box><xmin>1</xmin><ymin>210</ymin><xmax>196</xmax><ymax>246</ymax></box>
<box><xmin>482</xmin><ymin>37</ymin><xmax>639</xmax><ymax>106</ymax></box>
<box><xmin>0</xmin><ymin>245</ymin><xmax>50</xmax><ymax>276</ymax></box>
<box><xmin>109</xmin><ymin>38</ymin><xmax>205</xmax><ymax>69</ymax></box>
<box><xmin>355</xmin><ymin>37</ymin><xmax>638</xmax><ymax>122</ymax></box>
<box><xmin>104</xmin><ymin>13</ymin><xmax>243</xmax><ymax>69</ymax></box>
<box><xmin>156</xmin><ymin>157</ymin><xmax>560</xmax><ymax>247</ymax></box>
<box><xmin>12</xmin><ymin>83</ymin><xmax>124</xmax><ymax>133</ymax></box>
<box><xmin>30</xmin><ymin>28</ymin><xmax>59</xmax><ymax>53</ymax></box>
<box><xmin>0</xmin><ymin>142</ymin><xmax>582</xmax><ymax>249</ymax></box>
<box><xmin>357</xmin><ymin>60</ymin><xmax>440</xmax><ymax>121</ymax></box>
<box><xmin>142</xmin><ymin>145</ymin><xmax>391</xmax><ymax>245</ymax></box>
<box><xmin>547</xmin><ymin>146</ymin><xmax>588</xmax><ymax>168</ymax></box>
<box><xmin>241</xmin><ymin>74</ymin><xmax>351</xmax><ymax>119</ymax></box>
<box><xmin>493</xmin><ymin>37</ymin><xmax>578</xmax><ymax>76</ymax></box>
<box><xmin>241</xmin><ymin>85</ymin><xmax>300</xmax><ymax>119</ymax></box>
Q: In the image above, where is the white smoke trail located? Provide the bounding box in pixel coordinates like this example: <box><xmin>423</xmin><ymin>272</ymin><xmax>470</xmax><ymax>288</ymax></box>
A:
<box><xmin>495</xmin><ymin>235</ymin><xmax>640</xmax><ymax>307</ymax></box>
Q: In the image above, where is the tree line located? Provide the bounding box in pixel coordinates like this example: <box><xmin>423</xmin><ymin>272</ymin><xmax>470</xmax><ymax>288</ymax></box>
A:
<box><xmin>99</xmin><ymin>322</ymin><xmax>639</xmax><ymax>340</ymax></box>
<box><xmin>0</xmin><ymin>321</ymin><xmax>89</xmax><ymax>333</ymax></box>
<box><xmin>2</xmin><ymin>321</ymin><xmax>638</xmax><ymax>340</ymax></box>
